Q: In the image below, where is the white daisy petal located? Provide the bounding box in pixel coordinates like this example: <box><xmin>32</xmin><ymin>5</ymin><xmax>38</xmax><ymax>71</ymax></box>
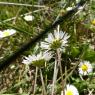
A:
<box><xmin>22</xmin><ymin>52</ymin><xmax>52</xmax><ymax>67</ymax></box>
<box><xmin>41</xmin><ymin>42</ymin><xmax>49</xmax><ymax>50</ymax></box>
<box><xmin>54</xmin><ymin>30</ymin><xmax>59</xmax><ymax>39</ymax></box>
<box><xmin>62</xmin><ymin>84</ymin><xmax>79</xmax><ymax>95</ymax></box>
<box><xmin>43</xmin><ymin>52</ymin><xmax>52</xmax><ymax>61</ymax></box>
<box><xmin>46</xmin><ymin>33</ymin><xmax>54</xmax><ymax>43</ymax></box>
<box><xmin>59</xmin><ymin>31</ymin><xmax>65</xmax><ymax>39</ymax></box>
<box><xmin>84</xmin><ymin>71</ymin><xmax>87</xmax><ymax>75</ymax></box>
<box><xmin>88</xmin><ymin>68</ymin><xmax>92</xmax><ymax>72</ymax></box>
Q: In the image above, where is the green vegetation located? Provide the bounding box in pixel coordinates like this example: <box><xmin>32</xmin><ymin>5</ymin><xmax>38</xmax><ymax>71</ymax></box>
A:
<box><xmin>0</xmin><ymin>0</ymin><xmax>95</xmax><ymax>95</ymax></box>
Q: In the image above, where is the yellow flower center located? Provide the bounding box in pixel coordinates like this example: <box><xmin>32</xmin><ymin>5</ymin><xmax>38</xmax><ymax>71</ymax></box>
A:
<box><xmin>91</xmin><ymin>19</ymin><xmax>95</xmax><ymax>25</ymax></box>
<box><xmin>32</xmin><ymin>59</ymin><xmax>45</xmax><ymax>67</ymax></box>
<box><xmin>66</xmin><ymin>90</ymin><xmax>73</xmax><ymax>95</ymax></box>
<box><xmin>50</xmin><ymin>39</ymin><xmax>62</xmax><ymax>50</ymax></box>
<box><xmin>3</xmin><ymin>31</ymin><xmax>10</xmax><ymax>37</ymax></box>
<box><xmin>81</xmin><ymin>64</ymin><xmax>88</xmax><ymax>71</ymax></box>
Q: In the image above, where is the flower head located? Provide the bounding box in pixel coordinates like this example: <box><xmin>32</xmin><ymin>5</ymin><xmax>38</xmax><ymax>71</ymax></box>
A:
<box><xmin>78</xmin><ymin>61</ymin><xmax>93</xmax><ymax>75</ymax></box>
<box><xmin>41</xmin><ymin>25</ymin><xmax>70</xmax><ymax>52</ymax></box>
<box><xmin>22</xmin><ymin>52</ymin><xmax>52</xmax><ymax>67</ymax></box>
<box><xmin>91</xmin><ymin>19</ymin><xmax>95</xmax><ymax>25</ymax></box>
<box><xmin>61</xmin><ymin>84</ymin><xmax>79</xmax><ymax>95</ymax></box>
<box><xmin>0</xmin><ymin>29</ymin><xmax>16</xmax><ymax>39</ymax></box>
<box><xmin>24</xmin><ymin>15</ymin><xmax>34</xmax><ymax>21</ymax></box>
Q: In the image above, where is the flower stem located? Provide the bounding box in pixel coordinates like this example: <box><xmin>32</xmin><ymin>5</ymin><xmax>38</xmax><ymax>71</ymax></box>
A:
<box><xmin>51</xmin><ymin>51</ymin><xmax>59</xmax><ymax>95</ymax></box>
<box><xmin>0</xmin><ymin>2</ymin><xmax>47</xmax><ymax>8</ymax></box>
<box><xmin>57</xmin><ymin>49</ymin><xmax>64</xmax><ymax>94</ymax></box>
<box><xmin>40</xmin><ymin>68</ymin><xmax>47</xmax><ymax>95</ymax></box>
<box><xmin>45</xmin><ymin>62</ymin><xmax>47</xmax><ymax>89</ymax></box>
<box><xmin>33</xmin><ymin>67</ymin><xmax>38</xmax><ymax>95</ymax></box>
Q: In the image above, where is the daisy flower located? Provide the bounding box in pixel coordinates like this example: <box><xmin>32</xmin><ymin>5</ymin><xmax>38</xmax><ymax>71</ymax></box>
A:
<box><xmin>0</xmin><ymin>29</ymin><xmax>16</xmax><ymax>39</ymax></box>
<box><xmin>61</xmin><ymin>84</ymin><xmax>79</xmax><ymax>95</ymax></box>
<box><xmin>78</xmin><ymin>61</ymin><xmax>93</xmax><ymax>75</ymax></box>
<box><xmin>24</xmin><ymin>15</ymin><xmax>34</xmax><ymax>21</ymax></box>
<box><xmin>22</xmin><ymin>52</ymin><xmax>52</xmax><ymax>67</ymax></box>
<box><xmin>41</xmin><ymin>25</ymin><xmax>70</xmax><ymax>52</ymax></box>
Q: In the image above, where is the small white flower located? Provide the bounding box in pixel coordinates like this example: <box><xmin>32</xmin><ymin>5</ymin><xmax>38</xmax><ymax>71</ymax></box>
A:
<box><xmin>24</xmin><ymin>15</ymin><xmax>34</xmax><ymax>21</ymax></box>
<box><xmin>61</xmin><ymin>84</ymin><xmax>79</xmax><ymax>95</ymax></box>
<box><xmin>22</xmin><ymin>52</ymin><xmax>52</xmax><ymax>67</ymax></box>
<box><xmin>0</xmin><ymin>29</ymin><xmax>16</xmax><ymax>39</ymax></box>
<box><xmin>78</xmin><ymin>61</ymin><xmax>93</xmax><ymax>75</ymax></box>
<box><xmin>41</xmin><ymin>25</ymin><xmax>70</xmax><ymax>52</ymax></box>
<box><xmin>66</xmin><ymin>7</ymin><xmax>73</xmax><ymax>11</ymax></box>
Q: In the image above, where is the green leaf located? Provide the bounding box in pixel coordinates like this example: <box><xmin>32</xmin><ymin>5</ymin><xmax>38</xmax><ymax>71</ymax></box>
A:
<box><xmin>83</xmin><ymin>49</ymin><xmax>95</xmax><ymax>62</ymax></box>
<box><xmin>71</xmin><ymin>46</ymin><xmax>80</xmax><ymax>57</ymax></box>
